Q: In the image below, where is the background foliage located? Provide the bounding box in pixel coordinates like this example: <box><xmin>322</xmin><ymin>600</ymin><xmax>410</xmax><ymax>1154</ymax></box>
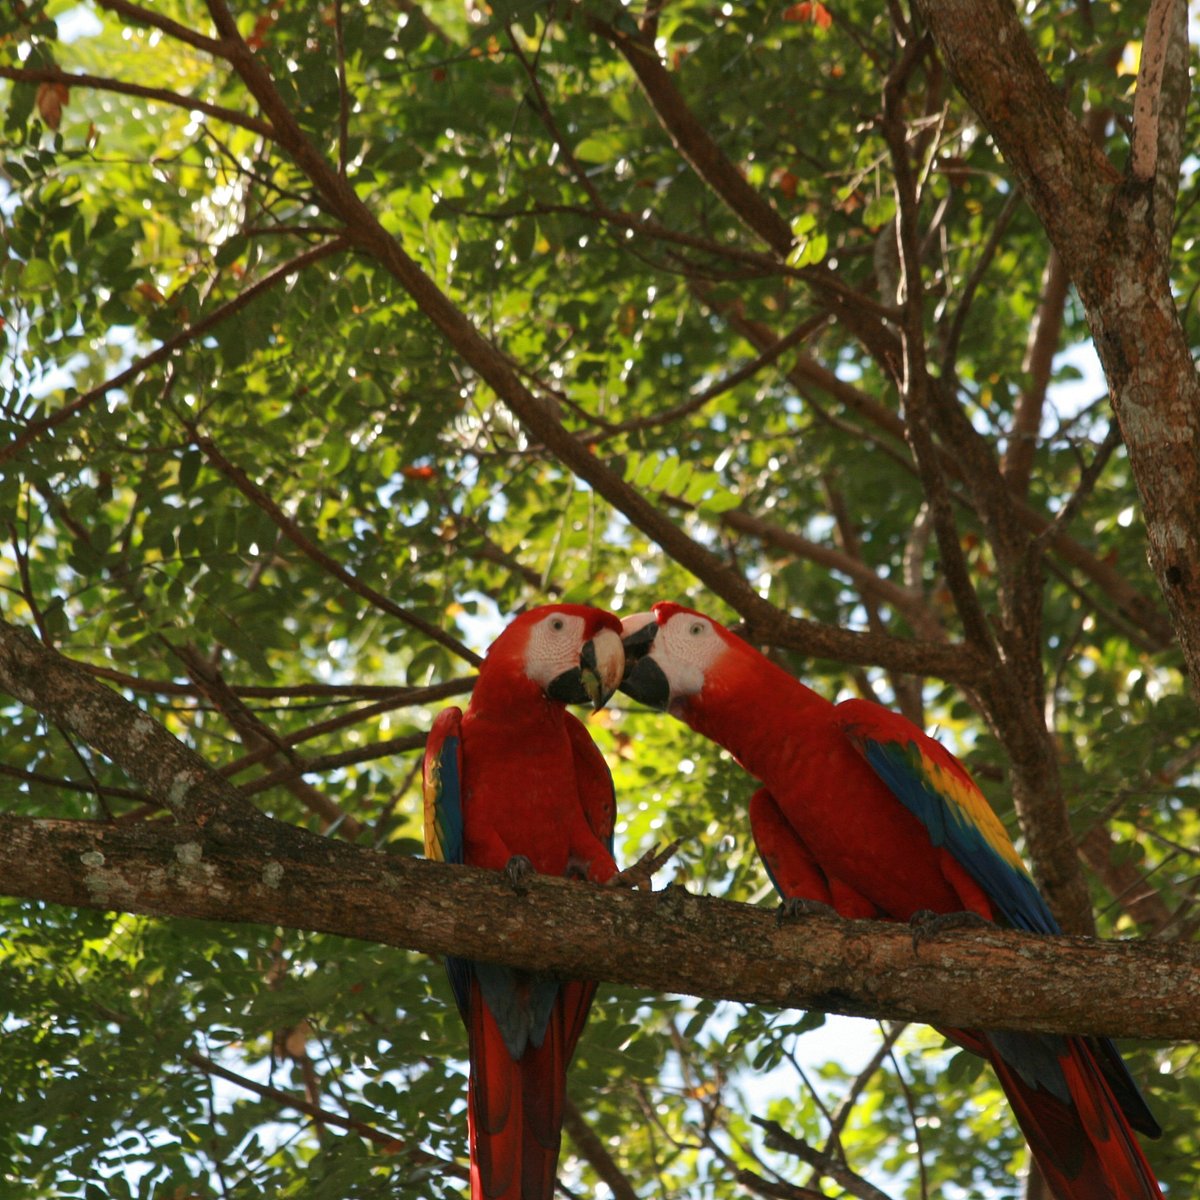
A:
<box><xmin>2</xmin><ymin>1</ymin><xmax>1198</xmax><ymax>1197</ymax></box>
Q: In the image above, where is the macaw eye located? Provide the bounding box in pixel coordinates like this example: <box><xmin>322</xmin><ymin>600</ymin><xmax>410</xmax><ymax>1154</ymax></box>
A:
<box><xmin>550</xmin><ymin>617</ymin><xmax>565</xmax><ymax>632</ymax></box>
<box><xmin>689</xmin><ymin>622</ymin><xmax>705</xmax><ymax>636</ymax></box>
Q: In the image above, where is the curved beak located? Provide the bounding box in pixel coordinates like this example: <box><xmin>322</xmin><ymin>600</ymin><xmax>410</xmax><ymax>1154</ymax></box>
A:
<box><xmin>620</xmin><ymin>612</ymin><xmax>659</xmax><ymax>664</ymax></box>
<box><xmin>547</xmin><ymin>627</ymin><xmax>624</xmax><ymax>710</ymax></box>
<box><xmin>580</xmin><ymin>626</ymin><xmax>624</xmax><ymax>710</ymax></box>
<box><xmin>619</xmin><ymin>614</ymin><xmax>671</xmax><ymax>710</ymax></box>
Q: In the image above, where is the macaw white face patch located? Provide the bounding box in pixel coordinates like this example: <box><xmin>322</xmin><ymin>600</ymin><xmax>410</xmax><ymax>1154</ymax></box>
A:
<box><xmin>655</xmin><ymin>612</ymin><xmax>727</xmax><ymax>698</ymax></box>
<box><xmin>523</xmin><ymin>611</ymin><xmax>588</xmax><ymax>689</ymax></box>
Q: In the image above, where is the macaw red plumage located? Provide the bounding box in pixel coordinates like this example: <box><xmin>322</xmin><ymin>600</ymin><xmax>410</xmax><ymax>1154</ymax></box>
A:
<box><xmin>424</xmin><ymin>604</ymin><xmax>625</xmax><ymax>1200</ymax></box>
<box><xmin>620</xmin><ymin>601</ymin><xmax>1163</xmax><ymax>1200</ymax></box>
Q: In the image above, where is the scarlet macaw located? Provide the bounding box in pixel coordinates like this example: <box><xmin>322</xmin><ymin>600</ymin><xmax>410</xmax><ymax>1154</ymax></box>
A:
<box><xmin>424</xmin><ymin>604</ymin><xmax>625</xmax><ymax>1200</ymax></box>
<box><xmin>619</xmin><ymin>601</ymin><xmax>1162</xmax><ymax>1200</ymax></box>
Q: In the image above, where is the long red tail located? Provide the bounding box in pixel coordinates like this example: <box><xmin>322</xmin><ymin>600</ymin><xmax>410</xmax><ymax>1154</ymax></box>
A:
<box><xmin>467</xmin><ymin>978</ymin><xmax>596</xmax><ymax>1200</ymax></box>
<box><xmin>950</xmin><ymin>1028</ymin><xmax>1162</xmax><ymax>1200</ymax></box>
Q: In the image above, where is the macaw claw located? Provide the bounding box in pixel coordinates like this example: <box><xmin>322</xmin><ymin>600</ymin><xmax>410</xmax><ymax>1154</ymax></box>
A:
<box><xmin>502</xmin><ymin>854</ymin><xmax>536</xmax><ymax>894</ymax></box>
<box><xmin>608</xmin><ymin>837</ymin><xmax>683</xmax><ymax>890</ymax></box>
<box><xmin>908</xmin><ymin>907</ymin><xmax>992</xmax><ymax>951</ymax></box>
<box><xmin>776</xmin><ymin>896</ymin><xmax>838</xmax><ymax>924</ymax></box>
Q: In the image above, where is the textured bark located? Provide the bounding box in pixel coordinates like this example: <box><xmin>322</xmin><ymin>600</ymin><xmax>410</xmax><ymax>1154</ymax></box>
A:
<box><xmin>0</xmin><ymin>814</ymin><xmax>1197</xmax><ymax>1041</ymax></box>
<box><xmin>0</xmin><ymin>615</ymin><xmax>265</xmax><ymax>832</ymax></box>
<box><xmin>918</xmin><ymin>0</ymin><xmax>1200</xmax><ymax>685</ymax></box>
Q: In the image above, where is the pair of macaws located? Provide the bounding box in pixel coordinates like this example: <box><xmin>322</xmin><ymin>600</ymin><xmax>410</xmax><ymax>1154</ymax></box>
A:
<box><xmin>423</xmin><ymin>601</ymin><xmax>1163</xmax><ymax>1200</ymax></box>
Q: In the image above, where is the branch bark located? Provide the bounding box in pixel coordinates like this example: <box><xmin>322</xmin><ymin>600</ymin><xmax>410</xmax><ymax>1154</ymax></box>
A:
<box><xmin>0</xmin><ymin>813</ymin><xmax>1196</xmax><ymax>1041</ymax></box>
<box><xmin>917</xmin><ymin>0</ymin><xmax>1200</xmax><ymax>687</ymax></box>
<box><xmin>0</xmin><ymin>612</ymin><xmax>265</xmax><ymax>831</ymax></box>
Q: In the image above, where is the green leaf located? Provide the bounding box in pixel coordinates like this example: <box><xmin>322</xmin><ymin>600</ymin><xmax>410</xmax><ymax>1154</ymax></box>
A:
<box><xmin>862</xmin><ymin>193</ymin><xmax>897</xmax><ymax>230</ymax></box>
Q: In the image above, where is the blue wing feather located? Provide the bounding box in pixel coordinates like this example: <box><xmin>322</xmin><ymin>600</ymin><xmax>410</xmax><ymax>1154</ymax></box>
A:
<box><xmin>837</xmin><ymin>700</ymin><xmax>1059</xmax><ymax>935</ymax></box>
<box><xmin>424</xmin><ymin>707</ymin><xmax>465</xmax><ymax>867</ymax></box>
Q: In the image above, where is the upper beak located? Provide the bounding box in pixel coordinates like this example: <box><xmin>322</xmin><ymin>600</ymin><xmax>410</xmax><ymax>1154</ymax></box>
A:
<box><xmin>578</xmin><ymin>626</ymin><xmax>625</xmax><ymax>710</ymax></box>
<box><xmin>619</xmin><ymin>613</ymin><xmax>658</xmax><ymax>667</ymax></box>
<box><xmin>618</xmin><ymin>614</ymin><xmax>671</xmax><ymax>710</ymax></box>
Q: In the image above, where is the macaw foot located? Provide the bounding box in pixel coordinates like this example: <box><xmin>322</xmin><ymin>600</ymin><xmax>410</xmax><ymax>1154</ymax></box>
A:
<box><xmin>564</xmin><ymin>854</ymin><xmax>594</xmax><ymax>882</ymax></box>
<box><xmin>502</xmin><ymin>854</ymin><xmax>536</xmax><ymax>895</ymax></box>
<box><xmin>908</xmin><ymin>908</ymin><xmax>992</xmax><ymax>950</ymax></box>
<box><xmin>608</xmin><ymin>838</ymin><xmax>683</xmax><ymax>890</ymax></box>
<box><xmin>776</xmin><ymin>896</ymin><xmax>838</xmax><ymax>924</ymax></box>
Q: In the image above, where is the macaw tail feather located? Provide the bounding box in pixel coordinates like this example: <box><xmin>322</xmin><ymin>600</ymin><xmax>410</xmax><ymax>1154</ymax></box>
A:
<box><xmin>950</xmin><ymin>1028</ymin><xmax>1162</xmax><ymax>1200</ymax></box>
<box><xmin>467</xmin><ymin>978</ymin><xmax>597</xmax><ymax>1200</ymax></box>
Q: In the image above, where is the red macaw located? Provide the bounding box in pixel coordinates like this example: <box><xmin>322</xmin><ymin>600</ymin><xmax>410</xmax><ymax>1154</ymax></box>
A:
<box><xmin>619</xmin><ymin>601</ymin><xmax>1162</xmax><ymax>1200</ymax></box>
<box><xmin>424</xmin><ymin>604</ymin><xmax>624</xmax><ymax>1200</ymax></box>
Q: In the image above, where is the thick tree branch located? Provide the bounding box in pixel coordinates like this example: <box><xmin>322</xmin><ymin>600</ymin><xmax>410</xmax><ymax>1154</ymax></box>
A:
<box><xmin>918</xmin><ymin>0</ymin><xmax>1200</xmax><ymax>688</ymax></box>
<box><xmin>1131</xmin><ymin>0</ymin><xmax>1181</xmax><ymax>185</ymax></box>
<box><xmin>587</xmin><ymin>12</ymin><xmax>792</xmax><ymax>257</ymax></box>
<box><xmin>0</xmin><ymin>612</ymin><xmax>265</xmax><ymax>831</ymax></box>
<box><xmin>913</xmin><ymin>0</ymin><xmax>1117</xmax><ymax>249</ymax></box>
<box><xmin>1131</xmin><ymin>0</ymin><xmax>1191</xmax><ymax>259</ymax></box>
<box><xmin>0</xmin><ymin>814</ymin><xmax>1196</xmax><ymax>1041</ymax></box>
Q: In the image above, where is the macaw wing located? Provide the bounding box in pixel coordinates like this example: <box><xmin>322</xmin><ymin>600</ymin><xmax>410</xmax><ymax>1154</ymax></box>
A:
<box><xmin>423</xmin><ymin>706</ymin><xmax>465</xmax><ymax>866</ymax></box>
<box><xmin>835</xmin><ymin>698</ymin><xmax>1060</xmax><ymax>934</ymax></box>
<box><xmin>423</xmin><ymin>707</ymin><xmax>470</xmax><ymax>1018</ymax></box>
<box><xmin>750</xmin><ymin>787</ymin><xmax>884</xmax><ymax>919</ymax></box>
<box><xmin>749</xmin><ymin>787</ymin><xmax>833</xmax><ymax>904</ymax></box>
<box><xmin>564</xmin><ymin>711</ymin><xmax>615</xmax><ymax>856</ymax></box>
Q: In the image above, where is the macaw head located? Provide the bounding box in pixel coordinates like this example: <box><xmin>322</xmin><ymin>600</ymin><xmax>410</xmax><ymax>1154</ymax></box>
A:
<box><xmin>483</xmin><ymin>603</ymin><xmax>625</xmax><ymax>710</ymax></box>
<box><xmin>619</xmin><ymin>601</ymin><xmax>737</xmax><ymax>715</ymax></box>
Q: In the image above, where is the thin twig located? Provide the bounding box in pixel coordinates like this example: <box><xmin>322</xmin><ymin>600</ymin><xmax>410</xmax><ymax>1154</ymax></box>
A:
<box><xmin>581</xmin><ymin>314</ymin><xmax>829</xmax><ymax>443</ymax></box>
<box><xmin>234</xmin><ymin>734</ymin><xmax>428</xmax><ymax>796</ymax></box>
<box><xmin>96</xmin><ymin>0</ymin><xmax>226</xmax><ymax>55</ymax></box>
<box><xmin>189</xmin><ymin>431</ymin><xmax>482</xmax><ymax>667</ymax></box>
<box><xmin>0</xmin><ymin>65</ymin><xmax>275</xmax><ymax>138</ymax></box>
<box><xmin>184</xmin><ymin>1049</ymin><xmax>459</xmax><ymax>1167</ymax></box>
<box><xmin>1</xmin><ymin>240</ymin><xmax>346</xmax><ymax>470</ymax></box>
<box><xmin>333</xmin><ymin>0</ymin><xmax>352</xmax><ymax>178</ymax></box>
<box><xmin>753</xmin><ymin>1118</ymin><xmax>896</xmax><ymax>1200</ymax></box>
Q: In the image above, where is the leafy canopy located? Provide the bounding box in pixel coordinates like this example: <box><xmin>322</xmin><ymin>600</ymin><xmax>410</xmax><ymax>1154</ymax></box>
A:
<box><xmin>1</xmin><ymin>2</ymin><xmax>1197</xmax><ymax>1198</ymax></box>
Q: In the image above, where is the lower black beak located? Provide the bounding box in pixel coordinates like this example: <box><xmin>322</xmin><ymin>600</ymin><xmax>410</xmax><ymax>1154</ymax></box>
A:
<box><xmin>619</xmin><ymin>655</ymin><xmax>671</xmax><ymax>710</ymax></box>
<box><xmin>546</xmin><ymin>667</ymin><xmax>591</xmax><ymax>706</ymax></box>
